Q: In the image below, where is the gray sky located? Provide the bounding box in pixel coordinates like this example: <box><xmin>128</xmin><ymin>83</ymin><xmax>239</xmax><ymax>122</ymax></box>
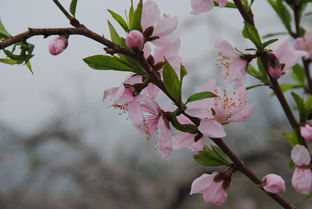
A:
<box><xmin>0</xmin><ymin>0</ymin><xmax>284</xmax><ymax>138</ymax></box>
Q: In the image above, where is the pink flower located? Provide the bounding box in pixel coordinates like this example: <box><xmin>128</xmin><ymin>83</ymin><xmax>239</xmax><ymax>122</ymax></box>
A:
<box><xmin>48</xmin><ymin>36</ymin><xmax>68</xmax><ymax>55</ymax></box>
<box><xmin>215</xmin><ymin>40</ymin><xmax>248</xmax><ymax>88</ymax></box>
<box><xmin>142</xmin><ymin>0</ymin><xmax>178</xmax><ymax>46</ymax></box>
<box><xmin>127</xmin><ymin>96</ymin><xmax>173</xmax><ymax>160</ymax></box>
<box><xmin>262</xmin><ymin>174</ymin><xmax>286</xmax><ymax>193</ymax></box>
<box><xmin>191</xmin><ymin>0</ymin><xmax>227</xmax><ymax>14</ymax></box>
<box><xmin>154</xmin><ymin>38</ymin><xmax>182</xmax><ymax>70</ymax></box>
<box><xmin>126</xmin><ymin>30</ymin><xmax>144</xmax><ymax>50</ymax></box>
<box><xmin>196</xmin><ymin>79</ymin><xmax>254</xmax><ymax>124</ymax></box>
<box><xmin>268</xmin><ymin>37</ymin><xmax>309</xmax><ymax>79</ymax></box>
<box><xmin>190</xmin><ymin>171</ymin><xmax>230</xmax><ymax>205</ymax></box>
<box><xmin>300</xmin><ymin>123</ymin><xmax>312</xmax><ymax>142</ymax></box>
<box><xmin>294</xmin><ymin>31</ymin><xmax>312</xmax><ymax>59</ymax></box>
<box><xmin>291</xmin><ymin>145</ymin><xmax>312</xmax><ymax>194</ymax></box>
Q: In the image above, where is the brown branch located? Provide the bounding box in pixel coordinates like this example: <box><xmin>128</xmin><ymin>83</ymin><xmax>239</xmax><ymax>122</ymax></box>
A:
<box><xmin>0</xmin><ymin>27</ymin><xmax>133</xmax><ymax>58</ymax></box>
<box><xmin>52</xmin><ymin>0</ymin><xmax>83</xmax><ymax>28</ymax></box>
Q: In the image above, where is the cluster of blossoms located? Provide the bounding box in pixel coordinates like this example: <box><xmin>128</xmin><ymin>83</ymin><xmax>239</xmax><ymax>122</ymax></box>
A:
<box><xmin>46</xmin><ymin>0</ymin><xmax>312</xmax><ymax>206</ymax></box>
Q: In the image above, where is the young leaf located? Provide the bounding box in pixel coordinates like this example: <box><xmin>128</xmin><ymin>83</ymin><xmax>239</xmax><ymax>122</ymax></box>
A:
<box><xmin>242</xmin><ymin>22</ymin><xmax>262</xmax><ymax>48</ymax></box>
<box><xmin>246</xmin><ymin>64</ymin><xmax>262</xmax><ymax>80</ymax></box>
<box><xmin>291</xmin><ymin>64</ymin><xmax>305</xmax><ymax>85</ymax></box>
<box><xmin>257</xmin><ymin>57</ymin><xmax>269</xmax><ymax>82</ymax></box>
<box><xmin>107</xmin><ymin>20</ymin><xmax>122</xmax><ymax>45</ymax></box>
<box><xmin>291</xmin><ymin>91</ymin><xmax>306</xmax><ymax>122</ymax></box>
<box><xmin>0</xmin><ymin>58</ymin><xmax>18</xmax><ymax>65</ymax></box>
<box><xmin>168</xmin><ymin>111</ymin><xmax>198</xmax><ymax>133</ymax></box>
<box><xmin>108</xmin><ymin>9</ymin><xmax>130</xmax><ymax>32</ymax></box>
<box><xmin>279</xmin><ymin>84</ymin><xmax>303</xmax><ymax>92</ymax></box>
<box><xmin>70</xmin><ymin>0</ymin><xmax>78</xmax><ymax>17</ymax></box>
<box><xmin>186</xmin><ymin>91</ymin><xmax>217</xmax><ymax>104</ymax></box>
<box><xmin>131</xmin><ymin>0</ymin><xmax>143</xmax><ymax>31</ymax></box>
<box><xmin>83</xmin><ymin>55</ymin><xmax>138</xmax><ymax>73</ymax></box>
<box><xmin>163</xmin><ymin>61</ymin><xmax>181</xmax><ymax>103</ymax></box>
<box><xmin>262</xmin><ymin>38</ymin><xmax>278</xmax><ymax>48</ymax></box>
<box><xmin>278</xmin><ymin>131</ymin><xmax>299</xmax><ymax>147</ymax></box>
<box><xmin>194</xmin><ymin>146</ymin><xmax>231</xmax><ymax>167</ymax></box>
<box><xmin>0</xmin><ymin>19</ymin><xmax>11</xmax><ymax>39</ymax></box>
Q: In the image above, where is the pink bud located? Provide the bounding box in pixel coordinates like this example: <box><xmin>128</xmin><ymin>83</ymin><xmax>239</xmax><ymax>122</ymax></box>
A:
<box><xmin>126</xmin><ymin>30</ymin><xmax>144</xmax><ymax>50</ymax></box>
<box><xmin>268</xmin><ymin>66</ymin><xmax>283</xmax><ymax>79</ymax></box>
<box><xmin>291</xmin><ymin>145</ymin><xmax>311</xmax><ymax>166</ymax></box>
<box><xmin>262</xmin><ymin>174</ymin><xmax>286</xmax><ymax>193</ymax></box>
<box><xmin>292</xmin><ymin>167</ymin><xmax>312</xmax><ymax>195</ymax></box>
<box><xmin>300</xmin><ymin>123</ymin><xmax>312</xmax><ymax>142</ymax></box>
<box><xmin>48</xmin><ymin>36</ymin><xmax>68</xmax><ymax>55</ymax></box>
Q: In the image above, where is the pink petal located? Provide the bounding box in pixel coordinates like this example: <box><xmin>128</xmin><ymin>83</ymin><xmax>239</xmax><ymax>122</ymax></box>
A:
<box><xmin>191</xmin><ymin>0</ymin><xmax>214</xmax><ymax>14</ymax></box>
<box><xmin>300</xmin><ymin>123</ymin><xmax>312</xmax><ymax>142</ymax></box>
<box><xmin>157</xmin><ymin>116</ymin><xmax>172</xmax><ymax>160</ymax></box>
<box><xmin>292</xmin><ymin>167</ymin><xmax>312</xmax><ymax>195</ymax></box>
<box><xmin>198</xmin><ymin>119</ymin><xmax>226</xmax><ymax>138</ymax></box>
<box><xmin>262</xmin><ymin>174</ymin><xmax>286</xmax><ymax>193</ymax></box>
<box><xmin>215</xmin><ymin>40</ymin><xmax>239</xmax><ymax>59</ymax></box>
<box><xmin>127</xmin><ymin>99</ymin><xmax>143</xmax><ymax>127</ymax></box>
<box><xmin>185</xmin><ymin>108</ymin><xmax>213</xmax><ymax>119</ymax></box>
<box><xmin>153</xmin><ymin>15</ymin><xmax>178</xmax><ymax>37</ymax></box>
<box><xmin>144</xmin><ymin>83</ymin><xmax>160</xmax><ymax>98</ymax></box>
<box><xmin>141</xmin><ymin>0</ymin><xmax>160</xmax><ymax>30</ymax></box>
<box><xmin>229</xmin><ymin>105</ymin><xmax>254</xmax><ymax>122</ymax></box>
<box><xmin>190</xmin><ymin>173</ymin><xmax>213</xmax><ymax>194</ymax></box>
<box><xmin>291</xmin><ymin>145</ymin><xmax>311</xmax><ymax>166</ymax></box>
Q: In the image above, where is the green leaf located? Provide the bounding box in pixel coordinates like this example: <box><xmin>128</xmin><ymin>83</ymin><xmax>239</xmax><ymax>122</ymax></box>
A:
<box><xmin>291</xmin><ymin>64</ymin><xmax>305</xmax><ymax>85</ymax></box>
<box><xmin>0</xmin><ymin>19</ymin><xmax>11</xmax><ymax>39</ymax></box>
<box><xmin>163</xmin><ymin>61</ymin><xmax>181</xmax><ymax>103</ymax></box>
<box><xmin>108</xmin><ymin>20</ymin><xmax>122</xmax><ymax>45</ymax></box>
<box><xmin>246</xmin><ymin>64</ymin><xmax>263</xmax><ymax>80</ymax></box>
<box><xmin>267</xmin><ymin>0</ymin><xmax>292</xmax><ymax>33</ymax></box>
<box><xmin>131</xmin><ymin>0</ymin><xmax>143</xmax><ymax>30</ymax></box>
<box><xmin>262</xmin><ymin>38</ymin><xmax>278</xmax><ymax>48</ymax></box>
<box><xmin>211</xmin><ymin>145</ymin><xmax>230</xmax><ymax>163</ymax></box>
<box><xmin>108</xmin><ymin>9</ymin><xmax>130</xmax><ymax>32</ymax></box>
<box><xmin>25</xmin><ymin>60</ymin><xmax>33</xmax><ymax>74</ymax></box>
<box><xmin>246</xmin><ymin>84</ymin><xmax>267</xmax><ymax>90</ymax></box>
<box><xmin>278</xmin><ymin>131</ymin><xmax>299</xmax><ymax>147</ymax></box>
<box><xmin>194</xmin><ymin>146</ymin><xmax>231</xmax><ymax>167</ymax></box>
<box><xmin>186</xmin><ymin>91</ymin><xmax>217</xmax><ymax>104</ymax></box>
<box><xmin>304</xmin><ymin>96</ymin><xmax>312</xmax><ymax>113</ymax></box>
<box><xmin>0</xmin><ymin>58</ymin><xmax>18</xmax><ymax>65</ymax></box>
<box><xmin>180</xmin><ymin>65</ymin><xmax>188</xmax><ymax>95</ymax></box>
<box><xmin>305</xmin><ymin>192</ymin><xmax>312</xmax><ymax>199</ymax></box>
<box><xmin>262</xmin><ymin>32</ymin><xmax>289</xmax><ymax>39</ymax></box>
<box><xmin>129</xmin><ymin>0</ymin><xmax>135</xmax><ymax>28</ymax></box>
<box><xmin>70</xmin><ymin>0</ymin><xmax>78</xmax><ymax>17</ymax></box>
<box><xmin>280</xmin><ymin>84</ymin><xmax>303</xmax><ymax>92</ymax></box>
<box><xmin>257</xmin><ymin>57</ymin><xmax>269</xmax><ymax>82</ymax></box>
<box><xmin>168</xmin><ymin>111</ymin><xmax>198</xmax><ymax>133</ymax></box>
<box><xmin>242</xmin><ymin>22</ymin><xmax>262</xmax><ymax>48</ymax></box>
<box><xmin>213</xmin><ymin>2</ymin><xmax>236</xmax><ymax>8</ymax></box>
<box><xmin>83</xmin><ymin>55</ymin><xmax>139</xmax><ymax>73</ymax></box>
<box><xmin>291</xmin><ymin>91</ymin><xmax>306</xmax><ymax>122</ymax></box>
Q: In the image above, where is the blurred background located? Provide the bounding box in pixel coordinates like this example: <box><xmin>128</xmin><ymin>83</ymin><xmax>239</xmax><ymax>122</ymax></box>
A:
<box><xmin>0</xmin><ymin>0</ymin><xmax>311</xmax><ymax>208</ymax></box>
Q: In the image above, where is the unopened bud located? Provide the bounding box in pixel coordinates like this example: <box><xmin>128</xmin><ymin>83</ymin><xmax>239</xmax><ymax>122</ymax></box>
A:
<box><xmin>49</xmin><ymin>36</ymin><xmax>68</xmax><ymax>55</ymax></box>
<box><xmin>262</xmin><ymin>174</ymin><xmax>286</xmax><ymax>193</ymax></box>
<box><xmin>267</xmin><ymin>53</ymin><xmax>284</xmax><ymax>79</ymax></box>
<box><xmin>126</xmin><ymin>30</ymin><xmax>144</xmax><ymax>50</ymax></box>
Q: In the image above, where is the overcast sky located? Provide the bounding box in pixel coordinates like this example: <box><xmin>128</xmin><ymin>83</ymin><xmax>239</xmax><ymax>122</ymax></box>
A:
<box><xmin>0</xmin><ymin>0</ymin><xmax>289</xmax><ymax>139</ymax></box>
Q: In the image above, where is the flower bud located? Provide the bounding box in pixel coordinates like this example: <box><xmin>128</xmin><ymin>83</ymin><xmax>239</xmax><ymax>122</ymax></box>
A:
<box><xmin>291</xmin><ymin>145</ymin><xmax>311</xmax><ymax>166</ymax></box>
<box><xmin>48</xmin><ymin>36</ymin><xmax>68</xmax><ymax>55</ymax></box>
<box><xmin>300</xmin><ymin>123</ymin><xmax>312</xmax><ymax>142</ymax></box>
<box><xmin>266</xmin><ymin>53</ymin><xmax>284</xmax><ymax>79</ymax></box>
<box><xmin>262</xmin><ymin>174</ymin><xmax>286</xmax><ymax>193</ymax></box>
<box><xmin>126</xmin><ymin>30</ymin><xmax>144</xmax><ymax>50</ymax></box>
<box><xmin>292</xmin><ymin>167</ymin><xmax>312</xmax><ymax>195</ymax></box>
